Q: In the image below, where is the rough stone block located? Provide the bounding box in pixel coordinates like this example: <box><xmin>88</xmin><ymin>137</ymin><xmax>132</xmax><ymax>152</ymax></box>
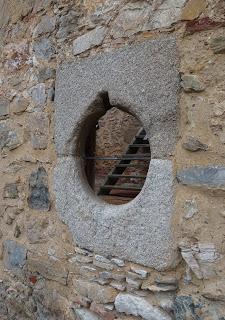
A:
<box><xmin>75</xmin><ymin>308</ymin><xmax>103</xmax><ymax>320</ymax></box>
<box><xmin>27</xmin><ymin>167</ymin><xmax>50</xmax><ymax>211</ymax></box>
<box><xmin>73</xmin><ymin>279</ymin><xmax>118</xmax><ymax>304</ymax></box>
<box><xmin>4</xmin><ymin>240</ymin><xmax>27</xmax><ymax>270</ymax></box>
<box><xmin>54</xmin><ymin>39</ymin><xmax>179</xmax><ymax>269</ymax></box>
<box><xmin>73</xmin><ymin>26</ymin><xmax>107</xmax><ymax>55</ymax></box>
<box><xmin>115</xmin><ymin>293</ymin><xmax>172</xmax><ymax>320</ymax></box>
<box><xmin>33</xmin><ymin>38</ymin><xmax>55</xmax><ymax>61</ymax></box>
<box><xmin>27</xmin><ymin>257</ymin><xmax>68</xmax><ymax>285</ymax></box>
<box><xmin>0</xmin><ymin>97</ymin><xmax>9</xmax><ymax>117</ymax></box>
<box><xmin>0</xmin><ymin>123</ymin><xmax>21</xmax><ymax>150</ymax></box>
<box><xmin>177</xmin><ymin>166</ymin><xmax>225</xmax><ymax>189</ymax></box>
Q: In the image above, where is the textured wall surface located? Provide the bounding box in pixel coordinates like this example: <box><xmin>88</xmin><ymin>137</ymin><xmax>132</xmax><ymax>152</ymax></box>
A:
<box><xmin>0</xmin><ymin>0</ymin><xmax>225</xmax><ymax>319</ymax></box>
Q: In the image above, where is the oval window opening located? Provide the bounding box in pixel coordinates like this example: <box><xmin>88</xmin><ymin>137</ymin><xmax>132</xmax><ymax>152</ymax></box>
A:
<box><xmin>83</xmin><ymin>107</ymin><xmax>151</xmax><ymax>205</ymax></box>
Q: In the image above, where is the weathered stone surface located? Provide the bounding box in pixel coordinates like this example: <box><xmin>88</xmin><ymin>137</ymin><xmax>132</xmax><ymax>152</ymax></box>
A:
<box><xmin>3</xmin><ymin>183</ymin><xmax>18</xmax><ymax>199</ymax></box>
<box><xmin>126</xmin><ymin>278</ymin><xmax>142</xmax><ymax>290</ymax></box>
<box><xmin>202</xmin><ymin>280</ymin><xmax>225</xmax><ymax>301</ymax></box>
<box><xmin>111</xmin><ymin>0</ymin><xmax>187</xmax><ymax>38</ymax></box>
<box><xmin>210</xmin><ymin>36</ymin><xmax>225</xmax><ymax>54</ymax></box>
<box><xmin>29</xmin><ymin>112</ymin><xmax>49</xmax><ymax>149</ymax></box>
<box><xmin>177</xmin><ymin>166</ymin><xmax>225</xmax><ymax>189</ymax></box>
<box><xmin>142</xmin><ymin>276</ymin><xmax>178</xmax><ymax>292</ymax></box>
<box><xmin>4</xmin><ymin>240</ymin><xmax>27</xmax><ymax>270</ymax></box>
<box><xmin>110</xmin><ymin>2</ymin><xmax>153</xmax><ymax>38</ymax></box>
<box><xmin>181</xmin><ymin>74</ymin><xmax>205</xmax><ymax>92</ymax></box>
<box><xmin>0</xmin><ymin>0</ymin><xmax>35</xmax><ymax>27</ymax></box>
<box><xmin>115</xmin><ymin>293</ymin><xmax>172</xmax><ymax>320</ymax></box>
<box><xmin>130</xmin><ymin>266</ymin><xmax>148</xmax><ymax>278</ymax></box>
<box><xmin>26</xmin><ymin>216</ymin><xmax>49</xmax><ymax>244</ymax></box>
<box><xmin>99</xmin><ymin>271</ymin><xmax>126</xmax><ymax>281</ymax></box>
<box><xmin>0</xmin><ymin>123</ymin><xmax>21</xmax><ymax>150</ymax></box>
<box><xmin>181</xmin><ymin>0</ymin><xmax>207</xmax><ymax>21</ymax></box>
<box><xmin>0</xmin><ymin>97</ymin><xmax>9</xmax><ymax>117</ymax></box>
<box><xmin>173</xmin><ymin>296</ymin><xmax>200</xmax><ymax>320</ymax></box>
<box><xmin>182</xmin><ymin>136</ymin><xmax>208</xmax><ymax>151</ymax></box>
<box><xmin>184</xmin><ymin>199</ymin><xmax>198</xmax><ymax>219</ymax></box>
<box><xmin>56</xmin><ymin>10</ymin><xmax>79</xmax><ymax>39</ymax></box>
<box><xmin>27</xmin><ymin>167</ymin><xmax>50</xmax><ymax>211</ymax></box>
<box><xmin>33</xmin><ymin>0</ymin><xmax>52</xmax><ymax>13</ymax></box>
<box><xmin>93</xmin><ymin>255</ymin><xmax>114</xmax><ymax>270</ymax></box>
<box><xmin>38</xmin><ymin>67</ymin><xmax>56</xmax><ymax>82</ymax></box>
<box><xmin>149</xmin><ymin>0</ymin><xmax>187</xmax><ymax>30</ymax></box>
<box><xmin>73</xmin><ymin>279</ymin><xmax>118</xmax><ymax>304</ymax></box>
<box><xmin>75</xmin><ymin>308</ymin><xmax>103</xmax><ymax>320</ymax></box>
<box><xmin>73</xmin><ymin>26</ymin><xmax>107</xmax><ymax>55</ymax></box>
<box><xmin>33</xmin><ymin>15</ymin><xmax>56</xmax><ymax>37</ymax></box>
<box><xmin>27</xmin><ymin>257</ymin><xmax>68</xmax><ymax>285</ymax></box>
<box><xmin>29</xmin><ymin>84</ymin><xmax>46</xmax><ymax>109</ymax></box>
<box><xmin>10</xmin><ymin>96</ymin><xmax>28</xmax><ymax>113</ymax></box>
<box><xmin>111</xmin><ymin>258</ymin><xmax>125</xmax><ymax>267</ymax></box>
<box><xmin>33</xmin><ymin>38</ymin><xmax>55</xmax><ymax>60</ymax></box>
<box><xmin>180</xmin><ymin>243</ymin><xmax>219</xmax><ymax>279</ymax></box>
<box><xmin>110</xmin><ymin>281</ymin><xmax>126</xmax><ymax>291</ymax></box>
<box><xmin>54</xmin><ymin>39</ymin><xmax>179</xmax><ymax>269</ymax></box>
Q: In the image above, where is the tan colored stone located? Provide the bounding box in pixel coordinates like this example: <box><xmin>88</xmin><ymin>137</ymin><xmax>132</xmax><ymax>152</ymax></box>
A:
<box><xmin>181</xmin><ymin>0</ymin><xmax>206</xmax><ymax>21</ymax></box>
<box><xmin>27</xmin><ymin>257</ymin><xmax>68</xmax><ymax>285</ymax></box>
<box><xmin>181</xmin><ymin>0</ymin><xmax>207</xmax><ymax>20</ymax></box>
<box><xmin>73</xmin><ymin>279</ymin><xmax>118</xmax><ymax>304</ymax></box>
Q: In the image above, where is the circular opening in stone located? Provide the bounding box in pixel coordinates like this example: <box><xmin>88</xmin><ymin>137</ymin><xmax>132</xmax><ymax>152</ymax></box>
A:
<box><xmin>82</xmin><ymin>103</ymin><xmax>151</xmax><ymax>205</ymax></box>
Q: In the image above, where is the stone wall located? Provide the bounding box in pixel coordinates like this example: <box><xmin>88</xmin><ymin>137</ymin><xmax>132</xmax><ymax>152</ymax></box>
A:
<box><xmin>0</xmin><ymin>0</ymin><xmax>225</xmax><ymax>319</ymax></box>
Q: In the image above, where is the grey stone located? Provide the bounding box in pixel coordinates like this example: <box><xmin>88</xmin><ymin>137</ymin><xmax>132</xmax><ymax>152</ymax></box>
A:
<box><xmin>3</xmin><ymin>183</ymin><xmax>18</xmax><ymax>199</ymax></box>
<box><xmin>126</xmin><ymin>278</ymin><xmax>142</xmax><ymax>290</ymax></box>
<box><xmin>14</xmin><ymin>225</ymin><xmax>21</xmax><ymax>238</ymax></box>
<box><xmin>130</xmin><ymin>266</ymin><xmax>148</xmax><ymax>278</ymax></box>
<box><xmin>110</xmin><ymin>2</ymin><xmax>153</xmax><ymax>38</ymax></box>
<box><xmin>173</xmin><ymin>296</ymin><xmax>200</xmax><ymax>320</ymax></box>
<box><xmin>111</xmin><ymin>258</ymin><xmax>125</xmax><ymax>267</ymax></box>
<box><xmin>4</xmin><ymin>240</ymin><xmax>27</xmax><ymax>270</ymax></box>
<box><xmin>0</xmin><ymin>123</ymin><xmax>21</xmax><ymax>150</ymax></box>
<box><xmin>180</xmin><ymin>243</ymin><xmax>219</xmax><ymax>280</ymax></box>
<box><xmin>115</xmin><ymin>293</ymin><xmax>172</xmax><ymax>320</ymax></box>
<box><xmin>210</xmin><ymin>36</ymin><xmax>225</xmax><ymax>54</ymax></box>
<box><xmin>56</xmin><ymin>10</ymin><xmax>79</xmax><ymax>39</ymax></box>
<box><xmin>29</xmin><ymin>112</ymin><xmax>49</xmax><ymax>149</ymax></box>
<box><xmin>38</xmin><ymin>67</ymin><xmax>56</xmax><ymax>82</ymax></box>
<box><xmin>33</xmin><ymin>0</ymin><xmax>53</xmax><ymax>13</ymax></box>
<box><xmin>73</xmin><ymin>26</ymin><xmax>107</xmax><ymax>55</ymax></box>
<box><xmin>54</xmin><ymin>38</ymin><xmax>179</xmax><ymax>270</ymax></box>
<box><xmin>110</xmin><ymin>0</ymin><xmax>187</xmax><ymax>38</ymax></box>
<box><xmin>93</xmin><ymin>255</ymin><xmax>114</xmax><ymax>270</ymax></box>
<box><xmin>110</xmin><ymin>281</ymin><xmax>126</xmax><ymax>291</ymax></box>
<box><xmin>33</xmin><ymin>15</ymin><xmax>56</xmax><ymax>37</ymax></box>
<box><xmin>29</xmin><ymin>84</ymin><xmax>46</xmax><ymax>109</ymax></box>
<box><xmin>33</xmin><ymin>38</ymin><xmax>55</xmax><ymax>60</ymax></box>
<box><xmin>10</xmin><ymin>96</ymin><xmax>28</xmax><ymax>114</ymax></box>
<box><xmin>26</xmin><ymin>216</ymin><xmax>49</xmax><ymax>244</ymax></box>
<box><xmin>75</xmin><ymin>308</ymin><xmax>103</xmax><ymax>320</ymax></box>
<box><xmin>99</xmin><ymin>271</ymin><xmax>126</xmax><ymax>281</ymax></box>
<box><xmin>184</xmin><ymin>199</ymin><xmax>198</xmax><ymax>219</ymax></box>
<box><xmin>149</xmin><ymin>0</ymin><xmax>187</xmax><ymax>30</ymax></box>
<box><xmin>177</xmin><ymin>166</ymin><xmax>225</xmax><ymax>189</ymax></box>
<box><xmin>182</xmin><ymin>136</ymin><xmax>208</xmax><ymax>151</ymax></box>
<box><xmin>27</xmin><ymin>167</ymin><xmax>50</xmax><ymax>211</ymax></box>
<box><xmin>181</xmin><ymin>74</ymin><xmax>205</xmax><ymax>92</ymax></box>
<box><xmin>0</xmin><ymin>97</ymin><xmax>9</xmax><ymax>117</ymax></box>
<box><xmin>70</xmin><ymin>254</ymin><xmax>93</xmax><ymax>264</ymax></box>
